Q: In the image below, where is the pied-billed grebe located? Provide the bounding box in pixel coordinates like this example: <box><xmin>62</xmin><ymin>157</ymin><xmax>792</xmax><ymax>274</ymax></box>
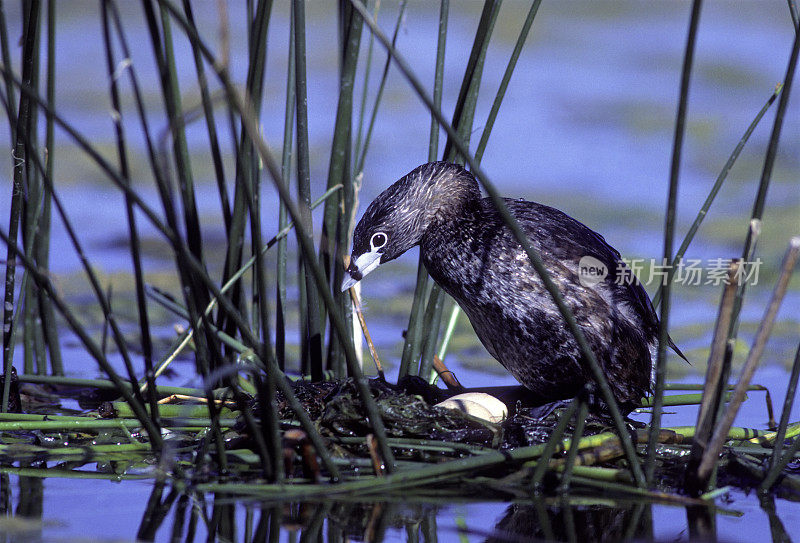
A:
<box><xmin>342</xmin><ymin>162</ymin><xmax>683</xmax><ymax>414</ymax></box>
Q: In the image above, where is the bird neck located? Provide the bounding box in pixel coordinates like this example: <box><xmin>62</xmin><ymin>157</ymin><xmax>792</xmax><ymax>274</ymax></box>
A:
<box><xmin>417</xmin><ymin>163</ymin><xmax>482</xmax><ymax>231</ymax></box>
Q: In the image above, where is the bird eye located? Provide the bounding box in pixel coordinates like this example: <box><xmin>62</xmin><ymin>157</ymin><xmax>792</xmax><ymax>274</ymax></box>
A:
<box><xmin>370</xmin><ymin>232</ymin><xmax>388</xmax><ymax>251</ymax></box>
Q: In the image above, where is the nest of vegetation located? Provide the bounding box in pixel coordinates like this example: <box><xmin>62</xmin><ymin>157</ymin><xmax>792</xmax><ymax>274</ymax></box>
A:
<box><xmin>205</xmin><ymin>377</ymin><xmax>800</xmax><ymax>502</ymax></box>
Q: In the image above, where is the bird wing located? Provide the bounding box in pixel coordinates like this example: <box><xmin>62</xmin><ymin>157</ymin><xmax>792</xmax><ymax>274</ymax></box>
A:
<box><xmin>498</xmin><ymin>199</ymin><xmax>669</xmax><ymax>342</ymax></box>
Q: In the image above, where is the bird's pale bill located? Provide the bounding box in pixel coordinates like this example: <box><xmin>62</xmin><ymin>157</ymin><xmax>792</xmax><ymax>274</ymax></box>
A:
<box><xmin>341</xmin><ymin>251</ymin><xmax>382</xmax><ymax>291</ymax></box>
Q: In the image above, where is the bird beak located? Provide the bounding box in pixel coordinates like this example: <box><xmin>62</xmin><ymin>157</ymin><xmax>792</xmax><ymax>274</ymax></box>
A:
<box><xmin>341</xmin><ymin>251</ymin><xmax>382</xmax><ymax>291</ymax></box>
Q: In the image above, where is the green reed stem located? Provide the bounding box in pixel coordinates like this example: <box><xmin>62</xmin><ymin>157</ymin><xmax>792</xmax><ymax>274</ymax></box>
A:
<box><xmin>225</xmin><ymin>83</ymin><xmax>397</xmax><ymax>474</ymax></box>
<box><xmin>276</xmin><ymin>10</ymin><xmax>296</xmax><ymax>372</ymax></box>
<box><xmin>38</xmin><ymin>0</ymin><xmax>61</xmax><ymax>376</ymax></box>
<box><xmin>399</xmin><ymin>0</ymin><xmax>448</xmax><ymax>379</ymax></box>
<box><xmin>217</xmin><ymin>123</ymin><xmax>252</xmax><ymax>354</ymax></box>
<box><xmin>419</xmin><ymin>0</ymin><xmax>500</xmax><ymax>377</ymax></box>
<box><xmin>684</xmin><ymin>261</ymin><xmax>739</xmax><ymax>495</ymax></box>
<box><xmin>2</xmin><ymin>97</ymin><xmax>154</xmax><ymax>422</ymax></box>
<box><xmin>0</xmin><ymin>226</ymin><xmax>163</xmax><ymax>450</ymax></box>
<box><xmin>565</xmin><ymin>465</ymin><xmax>632</xmax><ymax>484</ymax></box>
<box><xmin>0</xmin><ymin>466</ymin><xmax>152</xmax><ymax>481</ymax></box>
<box><xmin>646</xmin><ymin>0</ymin><xmax>702</xmax><ymax>486</ymax></box>
<box><xmin>139</xmin><ymin>0</ymin><xmax>401</xmax><ymax>472</ymax></box>
<box><xmin>730</xmin><ymin>20</ymin><xmax>800</xmax><ymax>341</ymax></box>
<box><xmin>0</xmin><ymin>3</ymin><xmax>16</xmax><ymax>132</ymax></box>
<box><xmin>22</xmin><ymin>12</ymin><xmax>42</xmax><ymax>377</ymax></box>
<box><xmin>353</xmin><ymin>0</ymin><xmax>379</xmax><ymax>165</ymax></box>
<box><xmin>16</xmin><ymin>373</ymin><xmax>212</xmax><ymax>397</ymax></box>
<box><xmin>293</xmin><ymin>0</ymin><xmax>324</xmax><ymax>380</ymax></box>
<box><xmin>417</xmin><ymin>287</ymin><xmax>445</xmax><ymax>381</ymax></box>
<box><xmin>652</xmin><ymin>86</ymin><xmax>780</xmax><ymax>308</ymax></box>
<box><xmin>569</xmin><ymin>475</ymin><xmax>694</xmax><ymax>503</ymax></box>
<box><xmin>430</xmin><ymin>0</ymin><xmax>448</xmax><ymax>161</ymax></box>
<box><xmin>698</xmin><ymin>239</ymin><xmax>800</xmax><ymax>485</ymax></box>
<box><xmin>182</xmin><ymin>0</ymin><xmax>231</xmax><ymax>233</ymax></box>
<box><xmin>400</xmin><ymin>262</ymin><xmax>432</xmax><ymax>379</ymax></box>
<box><xmin>764</xmin><ymin>341</ymin><xmax>800</xmax><ymax>484</ymax></box>
<box><xmin>333</xmin><ymin>435</ymin><xmax>491</xmax><ymax>455</ymax></box>
<box><xmin>762</xmin><ymin>418</ymin><xmax>800</xmax><ymax>490</ymax></box>
<box><xmin>474</xmin><ymin>0</ymin><xmax>540</xmax><ymax>164</ymax></box>
<box><xmin>131</xmin><ymin>4</ymin><xmax>223</xmax><ymax>408</ymax></box>
<box><xmin>354</xmin><ymin>0</ymin><xmax>407</xmax><ymax>176</ymax></box>
<box><xmin>242</xmin><ymin>0</ymin><xmax>272</xmax><ymax>341</ymax></box>
<box><xmin>640</xmin><ymin>393</ymin><xmax>732</xmax><ymax>408</ymax></box>
<box><xmin>150</xmin><ymin>3</ymin><xmax>203</xmax><ymax>265</ymax></box>
<box><xmin>557</xmin><ymin>398</ymin><xmax>588</xmax><ymax>493</ymax></box>
<box><xmin>0</xmin><ymin>412</ymin><xmax>96</xmax><ymax>421</ymax></box>
<box><xmin>669</xmin><ymin>382</ymin><xmax>776</xmax><ymax>424</ymax></box>
<box><xmin>530</xmin><ymin>398</ymin><xmax>579</xmax><ymax>490</ymax></box>
<box><xmin>105</xmin><ymin>1</ymin><xmax>217</xmax><ymax>387</ymax></box>
<box><xmin>235</xmin><ymin>96</ymin><xmax>281</xmax><ymax>479</ymax></box>
<box><xmin>412</xmin><ymin>0</ymin><xmax>450</xmax><ymax>381</ymax></box>
<box><xmin>16</xmin><ymin>3</ymin><xmax>40</xmax><ymax>377</ymax></box>
<box><xmin>443</xmin><ymin>0</ymin><xmax>500</xmax><ymax>163</ymax></box>
<box><xmin>101</xmin><ymin>0</ymin><xmax>160</xmax><ymax>431</ymax></box>
<box><xmin>112</xmin><ymin>401</ymin><xmax>236</xmax><ymax>421</ymax></box>
<box><xmin>2</xmin><ymin>0</ymin><xmax>40</xmax><ymax>413</ymax></box>
<box><xmin>277</xmin><ymin>12</ymin><xmax>297</xmax><ymax>474</ymax></box>
<box><xmin>436</xmin><ymin>0</ymin><xmax>540</xmax><ymax>365</ymax></box>
<box><xmin>321</xmin><ymin>2</ymin><xmax>363</xmax><ymax>377</ymax></box>
<box><xmin>434</xmin><ymin>303</ymin><xmax>459</xmax><ymax>375</ymax></box>
<box><xmin>788</xmin><ymin>0</ymin><xmax>799</xmax><ymax>30</ymax></box>
<box><xmin>352</xmin><ymin>0</ymin><xmax>645</xmax><ymax>487</ymax></box>
<box><xmin>22</xmin><ymin>281</ymin><xmax>35</xmax><ymax>376</ymax></box>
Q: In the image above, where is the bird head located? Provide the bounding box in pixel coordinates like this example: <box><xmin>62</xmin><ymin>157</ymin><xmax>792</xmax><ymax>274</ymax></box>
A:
<box><xmin>341</xmin><ymin>162</ymin><xmax>479</xmax><ymax>291</ymax></box>
<box><xmin>341</xmin><ymin>180</ymin><xmax>422</xmax><ymax>291</ymax></box>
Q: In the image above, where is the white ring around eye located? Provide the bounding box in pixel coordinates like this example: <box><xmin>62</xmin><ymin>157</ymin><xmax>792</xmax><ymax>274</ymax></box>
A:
<box><xmin>370</xmin><ymin>232</ymin><xmax>388</xmax><ymax>251</ymax></box>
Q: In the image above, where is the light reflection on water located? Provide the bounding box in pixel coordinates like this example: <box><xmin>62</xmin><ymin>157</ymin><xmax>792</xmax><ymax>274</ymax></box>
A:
<box><xmin>0</xmin><ymin>1</ymin><xmax>798</xmax><ymax>541</ymax></box>
<box><xmin>0</xmin><ymin>478</ymin><xmax>791</xmax><ymax>542</ymax></box>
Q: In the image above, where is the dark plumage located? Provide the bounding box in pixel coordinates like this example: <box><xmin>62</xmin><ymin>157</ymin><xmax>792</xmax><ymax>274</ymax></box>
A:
<box><xmin>342</xmin><ymin>162</ymin><xmax>683</xmax><ymax>414</ymax></box>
